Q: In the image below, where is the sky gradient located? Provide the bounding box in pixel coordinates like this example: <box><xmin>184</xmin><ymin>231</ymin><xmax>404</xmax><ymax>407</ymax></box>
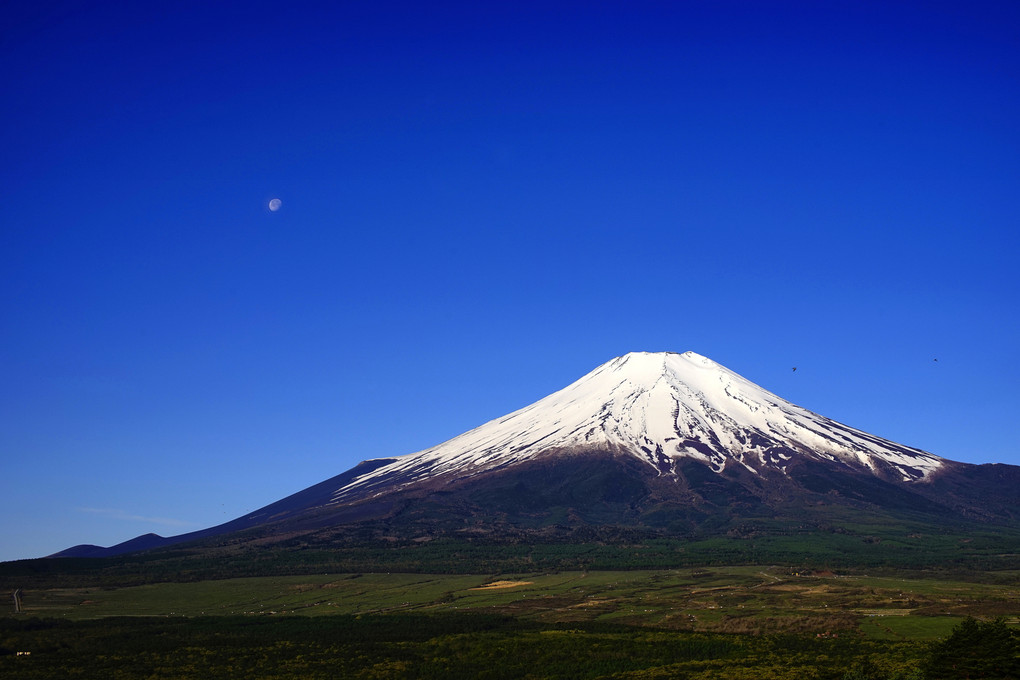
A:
<box><xmin>3</xmin><ymin>1</ymin><xmax>1019</xmax><ymax>562</ymax></box>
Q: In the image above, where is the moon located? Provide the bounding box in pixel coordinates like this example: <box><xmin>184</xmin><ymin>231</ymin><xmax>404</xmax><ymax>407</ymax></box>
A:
<box><xmin>268</xmin><ymin>198</ymin><xmax>282</xmax><ymax>212</ymax></box>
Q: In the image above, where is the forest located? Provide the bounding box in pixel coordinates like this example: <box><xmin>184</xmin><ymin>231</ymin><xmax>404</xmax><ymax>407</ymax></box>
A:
<box><xmin>1</xmin><ymin>613</ymin><xmax>1016</xmax><ymax>679</ymax></box>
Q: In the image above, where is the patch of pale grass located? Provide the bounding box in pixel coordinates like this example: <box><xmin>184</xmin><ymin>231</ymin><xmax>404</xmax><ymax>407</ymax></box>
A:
<box><xmin>471</xmin><ymin>580</ymin><xmax>534</xmax><ymax>590</ymax></box>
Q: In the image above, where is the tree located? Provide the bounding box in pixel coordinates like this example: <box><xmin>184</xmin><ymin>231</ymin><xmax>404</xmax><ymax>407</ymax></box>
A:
<box><xmin>844</xmin><ymin>659</ymin><xmax>879</xmax><ymax>680</ymax></box>
<box><xmin>923</xmin><ymin>617</ymin><xmax>1019</xmax><ymax>679</ymax></box>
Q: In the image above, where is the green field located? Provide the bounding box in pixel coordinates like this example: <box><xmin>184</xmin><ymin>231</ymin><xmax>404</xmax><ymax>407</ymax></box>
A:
<box><xmin>8</xmin><ymin>567</ymin><xmax>1018</xmax><ymax>635</ymax></box>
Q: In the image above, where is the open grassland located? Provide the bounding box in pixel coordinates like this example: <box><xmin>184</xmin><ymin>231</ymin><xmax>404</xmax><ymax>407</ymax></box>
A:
<box><xmin>7</xmin><ymin>567</ymin><xmax>1018</xmax><ymax>638</ymax></box>
<box><xmin>4</xmin><ymin>569</ymin><xmax>1017</xmax><ymax>679</ymax></box>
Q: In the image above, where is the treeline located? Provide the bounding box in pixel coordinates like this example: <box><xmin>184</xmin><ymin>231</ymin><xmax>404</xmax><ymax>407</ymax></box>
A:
<box><xmin>3</xmin><ymin>528</ymin><xmax>1018</xmax><ymax>590</ymax></box>
<box><xmin>0</xmin><ymin>612</ymin><xmax>936</xmax><ymax>679</ymax></box>
<box><xmin>7</xmin><ymin>613</ymin><xmax>1012</xmax><ymax>679</ymax></box>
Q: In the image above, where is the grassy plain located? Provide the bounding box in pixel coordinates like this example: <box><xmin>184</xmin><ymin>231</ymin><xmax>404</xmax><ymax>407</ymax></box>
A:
<box><xmin>8</xmin><ymin>566</ymin><xmax>1018</xmax><ymax>638</ymax></box>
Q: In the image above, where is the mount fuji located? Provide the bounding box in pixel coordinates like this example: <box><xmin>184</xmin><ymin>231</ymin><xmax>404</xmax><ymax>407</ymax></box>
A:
<box><xmin>56</xmin><ymin>351</ymin><xmax>1020</xmax><ymax>560</ymax></box>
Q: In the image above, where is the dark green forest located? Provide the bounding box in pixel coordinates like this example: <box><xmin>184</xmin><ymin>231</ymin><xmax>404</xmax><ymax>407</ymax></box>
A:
<box><xmin>5</xmin><ymin>523</ymin><xmax>1019</xmax><ymax>591</ymax></box>
<box><xmin>1</xmin><ymin>614</ymin><xmax>1015</xmax><ymax>679</ymax></box>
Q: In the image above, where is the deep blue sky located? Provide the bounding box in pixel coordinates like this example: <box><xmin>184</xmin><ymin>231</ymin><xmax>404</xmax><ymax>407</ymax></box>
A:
<box><xmin>3</xmin><ymin>1</ymin><xmax>1018</xmax><ymax>561</ymax></box>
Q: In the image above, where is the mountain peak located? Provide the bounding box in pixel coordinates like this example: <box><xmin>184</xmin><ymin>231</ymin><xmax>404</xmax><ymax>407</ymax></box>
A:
<box><xmin>616</xmin><ymin>349</ymin><xmax>707</xmax><ymax>363</ymax></box>
<box><xmin>601</xmin><ymin>351</ymin><xmax>723</xmax><ymax>388</ymax></box>
<box><xmin>331</xmin><ymin>351</ymin><xmax>945</xmax><ymax>503</ymax></box>
<box><xmin>613</xmin><ymin>350</ymin><xmax>730</xmax><ymax>377</ymax></box>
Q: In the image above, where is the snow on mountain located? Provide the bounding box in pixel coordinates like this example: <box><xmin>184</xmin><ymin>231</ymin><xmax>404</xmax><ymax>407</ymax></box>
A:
<box><xmin>331</xmin><ymin>351</ymin><xmax>944</xmax><ymax>503</ymax></box>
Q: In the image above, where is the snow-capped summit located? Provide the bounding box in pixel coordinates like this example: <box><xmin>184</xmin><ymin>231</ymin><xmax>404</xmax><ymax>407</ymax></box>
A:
<box><xmin>332</xmin><ymin>351</ymin><xmax>944</xmax><ymax>502</ymax></box>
